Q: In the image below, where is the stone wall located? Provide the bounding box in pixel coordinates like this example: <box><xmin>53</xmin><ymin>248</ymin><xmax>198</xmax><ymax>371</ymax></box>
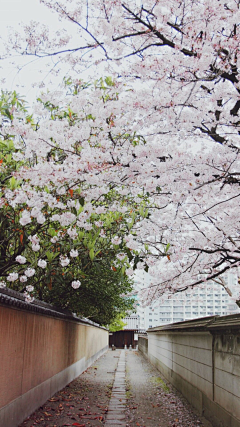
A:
<box><xmin>0</xmin><ymin>288</ymin><xmax>109</xmax><ymax>427</ymax></box>
<box><xmin>147</xmin><ymin>315</ymin><xmax>240</xmax><ymax>427</ymax></box>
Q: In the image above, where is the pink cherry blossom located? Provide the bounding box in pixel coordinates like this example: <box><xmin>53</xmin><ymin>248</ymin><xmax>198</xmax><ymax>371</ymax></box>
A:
<box><xmin>2</xmin><ymin>1</ymin><xmax>240</xmax><ymax>306</ymax></box>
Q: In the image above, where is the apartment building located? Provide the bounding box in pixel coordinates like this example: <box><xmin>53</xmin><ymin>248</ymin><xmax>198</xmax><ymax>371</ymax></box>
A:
<box><xmin>126</xmin><ymin>270</ymin><xmax>240</xmax><ymax>330</ymax></box>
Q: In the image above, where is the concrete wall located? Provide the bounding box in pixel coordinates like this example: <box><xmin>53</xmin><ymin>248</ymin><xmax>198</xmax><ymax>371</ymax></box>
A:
<box><xmin>0</xmin><ymin>289</ymin><xmax>108</xmax><ymax>427</ymax></box>
<box><xmin>147</xmin><ymin>315</ymin><xmax>240</xmax><ymax>427</ymax></box>
<box><xmin>213</xmin><ymin>333</ymin><xmax>240</xmax><ymax>426</ymax></box>
<box><xmin>138</xmin><ymin>335</ymin><xmax>148</xmax><ymax>358</ymax></box>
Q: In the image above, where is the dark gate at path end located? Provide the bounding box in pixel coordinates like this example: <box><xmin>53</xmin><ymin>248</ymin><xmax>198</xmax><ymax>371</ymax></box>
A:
<box><xmin>109</xmin><ymin>329</ymin><xmax>145</xmax><ymax>348</ymax></box>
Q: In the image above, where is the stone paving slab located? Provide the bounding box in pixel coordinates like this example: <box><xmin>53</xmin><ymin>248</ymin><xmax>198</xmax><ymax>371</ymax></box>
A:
<box><xmin>105</xmin><ymin>350</ymin><xmax>126</xmax><ymax>426</ymax></box>
<box><xmin>106</xmin><ymin>414</ymin><xmax>126</xmax><ymax>419</ymax></box>
<box><xmin>108</xmin><ymin>406</ymin><xmax>126</xmax><ymax>411</ymax></box>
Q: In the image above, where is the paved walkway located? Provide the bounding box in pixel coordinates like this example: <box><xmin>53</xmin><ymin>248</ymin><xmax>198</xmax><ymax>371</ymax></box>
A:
<box><xmin>20</xmin><ymin>349</ymin><xmax>212</xmax><ymax>427</ymax></box>
<box><xmin>105</xmin><ymin>350</ymin><xmax>126</xmax><ymax>426</ymax></box>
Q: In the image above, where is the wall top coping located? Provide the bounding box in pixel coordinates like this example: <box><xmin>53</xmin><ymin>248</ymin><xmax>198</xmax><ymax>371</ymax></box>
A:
<box><xmin>147</xmin><ymin>313</ymin><xmax>240</xmax><ymax>334</ymax></box>
<box><xmin>0</xmin><ymin>287</ymin><xmax>107</xmax><ymax>330</ymax></box>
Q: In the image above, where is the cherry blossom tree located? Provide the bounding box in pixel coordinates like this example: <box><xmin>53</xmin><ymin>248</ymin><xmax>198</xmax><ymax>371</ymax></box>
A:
<box><xmin>0</xmin><ymin>84</ymin><xmax>145</xmax><ymax>320</ymax></box>
<box><xmin>2</xmin><ymin>0</ymin><xmax>240</xmax><ymax>305</ymax></box>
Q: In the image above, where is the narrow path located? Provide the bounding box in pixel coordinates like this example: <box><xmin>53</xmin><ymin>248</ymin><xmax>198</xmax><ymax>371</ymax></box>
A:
<box><xmin>20</xmin><ymin>349</ymin><xmax>212</xmax><ymax>427</ymax></box>
<box><xmin>105</xmin><ymin>350</ymin><xmax>126</xmax><ymax>426</ymax></box>
<box><xmin>125</xmin><ymin>350</ymin><xmax>212</xmax><ymax>427</ymax></box>
<box><xmin>19</xmin><ymin>350</ymin><xmax>119</xmax><ymax>427</ymax></box>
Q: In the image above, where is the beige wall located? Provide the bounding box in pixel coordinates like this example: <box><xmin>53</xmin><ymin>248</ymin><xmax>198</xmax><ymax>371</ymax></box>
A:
<box><xmin>0</xmin><ymin>304</ymin><xmax>108</xmax><ymax>427</ymax></box>
<box><xmin>138</xmin><ymin>335</ymin><xmax>148</xmax><ymax>358</ymax></box>
<box><xmin>148</xmin><ymin>318</ymin><xmax>240</xmax><ymax>427</ymax></box>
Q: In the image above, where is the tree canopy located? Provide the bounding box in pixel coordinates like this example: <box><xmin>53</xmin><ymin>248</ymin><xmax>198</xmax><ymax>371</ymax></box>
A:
<box><xmin>0</xmin><ymin>86</ymin><xmax>141</xmax><ymax>323</ymax></box>
<box><xmin>1</xmin><ymin>0</ymin><xmax>240</xmax><ymax>307</ymax></box>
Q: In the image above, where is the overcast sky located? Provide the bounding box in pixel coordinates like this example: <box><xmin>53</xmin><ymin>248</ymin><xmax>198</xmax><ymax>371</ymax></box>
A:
<box><xmin>0</xmin><ymin>0</ymin><xmax>68</xmax><ymax>101</ymax></box>
<box><xmin>0</xmin><ymin>0</ymin><xmax>45</xmax><ymax>26</ymax></box>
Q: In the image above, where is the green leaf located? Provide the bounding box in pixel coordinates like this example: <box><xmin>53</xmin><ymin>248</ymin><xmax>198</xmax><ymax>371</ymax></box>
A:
<box><xmin>46</xmin><ymin>251</ymin><xmax>58</xmax><ymax>262</ymax></box>
<box><xmin>105</xmin><ymin>76</ymin><xmax>115</xmax><ymax>87</ymax></box>
<box><xmin>121</xmin><ymin>266</ymin><xmax>126</xmax><ymax>275</ymax></box>
<box><xmin>6</xmin><ymin>140</ymin><xmax>15</xmax><ymax>151</ymax></box>
<box><xmin>165</xmin><ymin>243</ymin><xmax>171</xmax><ymax>253</ymax></box>
<box><xmin>9</xmin><ymin>176</ymin><xmax>16</xmax><ymax>190</ymax></box>
<box><xmin>78</xmin><ymin>205</ymin><xmax>84</xmax><ymax>214</ymax></box>
<box><xmin>79</xmin><ymin>197</ymin><xmax>84</xmax><ymax>207</ymax></box>
<box><xmin>89</xmin><ymin>248</ymin><xmax>95</xmax><ymax>261</ymax></box>
<box><xmin>144</xmin><ymin>209</ymin><xmax>149</xmax><ymax>218</ymax></box>
<box><xmin>48</xmin><ymin>227</ymin><xmax>57</xmax><ymax>237</ymax></box>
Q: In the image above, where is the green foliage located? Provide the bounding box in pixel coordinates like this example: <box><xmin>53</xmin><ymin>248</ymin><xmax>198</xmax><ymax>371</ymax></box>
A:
<box><xmin>108</xmin><ymin>312</ymin><xmax>128</xmax><ymax>332</ymax></box>
<box><xmin>0</xmin><ymin>88</ymin><xmax>142</xmax><ymax>325</ymax></box>
<box><xmin>0</xmin><ymin>90</ymin><xmax>27</xmax><ymax>121</ymax></box>
<box><xmin>44</xmin><ymin>263</ymin><xmax>134</xmax><ymax>325</ymax></box>
<box><xmin>0</xmin><ymin>81</ymin><xmax>162</xmax><ymax>325</ymax></box>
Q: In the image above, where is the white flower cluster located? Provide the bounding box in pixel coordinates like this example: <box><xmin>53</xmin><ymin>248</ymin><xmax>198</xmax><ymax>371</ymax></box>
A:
<box><xmin>16</xmin><ymin>255</ymin><xmax>27</xmax><ymax>264</ymax></box>
<box><xmin>38</xmin><ymin>259</ymin><xmax>47</xmax><ymax>268</ymax></box>
<box><xmin>59</xmin><ymin>212</ymin><xmax>76</xmax><ymax>226</ymax></box>
<box><xmin>95</xmin><ymin>220</ymin><xmax>103</xmax><ymax>227</ymax></box>
<box><xmin>7</xmin><ymin>272</ymin><xmax>18</xmax><ymax>281</ymax></box>
<box><xmin>28</xmin><ymin>234</ymin><xmax>40</xmax><ymax>252</ymax></box>
<box><xmin>24</xmin><ymin>292</ymin><xmax>35</xmax><ymax>303</ymax></box>
<box><xmin>116</xmin><ymin>253</ymin><xmax>126</xmax><ymax>261</ymax></box>
<box><xmin>111</xmin><ymin>236</ymin><xmax>121</xmax><ymax>245</ymax></box>
<box><xmin>60</xmin><ymin>255</ymin><xmax>70</xmax><ymax>267</ymax></box>
<box><xmin>25</xmin><ymin>268</ymin><xmax>36</xmax><ymax>277</ymax></box>
<box><xmin>71</xmin><ymin>280</ymin><xmax>81</xmax><ymax>289</ymax></box>
<box><xmin>19</xmin><ymin>210</ymin><xmax>31</xmax><ymax>226</ymax></box>
<box><xmin>70</xmin><ymin>249</ymin><xmax>78</xmax><ymax>258</ymax></box>
<box><xmin>67</xmin><ymin>228</ymin><xmax>78</xmax><ymax>239</ymax></box>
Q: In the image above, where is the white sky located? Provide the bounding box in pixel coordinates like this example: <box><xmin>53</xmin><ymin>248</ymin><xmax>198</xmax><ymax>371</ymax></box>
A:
<box><xmin>0</xmin><ymin>0</ymin><xmax>45</xmax><ymax>26</ymax></box>
<box><xmin>0</xmin><ymin>0</ymin><xmax>69</xmax><ymax>101</ymax></box>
